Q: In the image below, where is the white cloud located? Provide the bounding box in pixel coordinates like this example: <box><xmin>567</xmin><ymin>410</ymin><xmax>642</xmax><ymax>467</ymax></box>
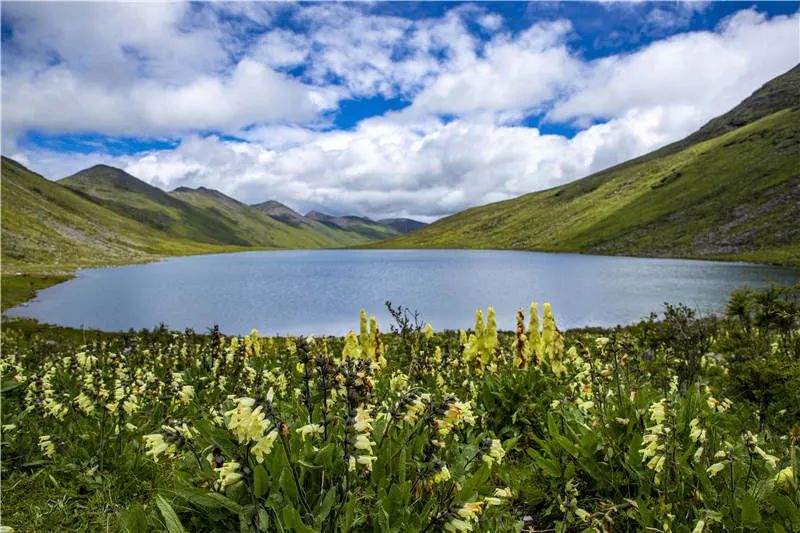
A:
<box><xmin>3</xmin><ymin>3</ymin><xmax>799</xmax><ymax>222</ymax></box>
<box><xmin>549</xmin><ymin>9</ymin><xmax>799</xmax><ymax>124</ymax></box>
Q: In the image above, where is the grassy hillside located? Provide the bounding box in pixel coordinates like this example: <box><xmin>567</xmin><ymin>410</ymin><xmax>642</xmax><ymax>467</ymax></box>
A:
<box><xmin>168</xmin><ymin>187</ymin><xmax>344</xmax><ymax>249</ymax></box>
<box><xmin>1</xmin><ymin>157</ymin><xmax>239</xmax><ymax>309</ymax></box>
<box><xmin>252</xmin><ymin>200</ymin><xmax>398</xmax><ymax>247</ymax></box>
<box><xmin>61</xmin><ymin>166</ymin><xmax>316</xmax><ymax>248</ymax></box>
<box><xmin>381</xmin><ymin>66</ymin><xmax>800</xmax><ymax>265</ymax></box>
<box><xmin>378</xmin><ymin>218</ymin><xmax>427</xmax><ymax>233</ymax></box>
<box><xmin>306</xmin><ymin>210</ymin><xmax>401</xmax><ymax>241</ymax></box>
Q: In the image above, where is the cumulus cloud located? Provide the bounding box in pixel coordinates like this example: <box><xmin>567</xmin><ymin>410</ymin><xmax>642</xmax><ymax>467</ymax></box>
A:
<box><xmin>3</xmin><ymin>3</ymin><xmax>799</xmax><ymax>221</ymax></box>
<box><xmin>550</xmin><ymin>9</ymin><xmax>800</xmax><ymax>124</ymax></box>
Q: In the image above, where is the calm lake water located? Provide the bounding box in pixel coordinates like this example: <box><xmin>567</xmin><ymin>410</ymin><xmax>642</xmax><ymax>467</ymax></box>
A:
<box><xmin>6</xmin><ymin>250</ymin><xmax>799</xmax><ymax>335</ymax></box>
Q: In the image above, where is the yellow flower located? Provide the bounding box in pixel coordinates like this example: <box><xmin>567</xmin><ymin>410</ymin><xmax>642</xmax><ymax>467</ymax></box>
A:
<box><xmin>215</xmin><ymin>461</ymin><xmax>243</xmax><ymax>489</ymax></box>
<box><xmin>775</xmin><ymin>467</ymin><xmax>794</xmax><ymax>490</ymax></box>
<box><xmin>482</xmin><ymin>439</ymin><xmax>505</xmax><ymax>466</ymax></box>
<box><xmin>494</xmin><ymin>487</ymin><xmax>514</xmax><ymax>498</ymax></box>
<box><xmin>432</xmin><ymin>465</ymin><xmax>451</xmax><ymax>484</ymax></box>
<box><xmin>444</xmin><ymin>501</ymin><xmax>484</xmax><ymax>532</ymax></box>
<box><xmin>179</xmin><ymin>385</ymin><xmax>194</xmax><ymax>405</ymax></box>
<box><xmin>296</xmin><ymin>423</ymin><xmax>324</xmax><ymax>440</ymax></box>
<box><xmin>75</xmin><ymin>392</ymin><xmax>95</xmax><ymax>415</ymax></box>
<box><xmin>39</xmin><ymin>435</ymin><xmax>55</xmax><ymax>458</ymax></box>
<box><xmin>225</xmin><ymin>398</ymin><xmax>269</xmax><ymax>444</ymax></box>
<box><xmin>706</xmin><ymin>462</ymin><xmax>726</xmax><ymax>477</ymax></box>
<box><xmin>143</xmin><ymin>433</ymin><xmax>175</xmax><ymax>462</ymax></box>
<box><xmin>251</xmin><ymin>430</ymin><xmax>279</xmax><ymax>463</ymax></box>
<box><xmin>648</xmin><ymin>400</ymin><xmax>666</xmax><ymax>424</ymax></box>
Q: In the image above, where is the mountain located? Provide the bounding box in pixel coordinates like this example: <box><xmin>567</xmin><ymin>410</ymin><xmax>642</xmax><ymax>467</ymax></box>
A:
<box><xmin>378</xmin><ymin>218</ymin><xmax>427</xmax><ymax>233</ymax></box>
<box><xmin>305</xmin><ymin>210</ymin><xmax>408</xmax><ymax>241</ymax></box>
<box><xmin>251</xmin><ymin>201</ymin><xmax>397</xmax><ymax>246</ymax></box>
<box><xmin>60</xmin><ymin>166</ymin><xmax>310</xmax><ymax>248</ymax></box>
<box><xmin>379</xmin><ymin>65</ymin><xmax>800</xmax><ymax>265</ymax></box>
<box><xmin>252</xmin><ymin>200</ymin><xmax>311</xmax><ymax>227</ymax></box>
<box><xmin>0</xmin><ymin>157</ymin><xmax>237</xmax><ymax>308</ymax></box>
<box><xmin>167</xmin><ymin>186</ymin><xmax>339</xmax><ymax>248</ymax></box>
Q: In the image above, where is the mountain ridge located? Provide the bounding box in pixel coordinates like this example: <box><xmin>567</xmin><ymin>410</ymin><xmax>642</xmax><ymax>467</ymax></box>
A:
<box><xmin>376</xmin><ymin>64</ymin><xmax>800</xmax><ymax>265</ymax></box>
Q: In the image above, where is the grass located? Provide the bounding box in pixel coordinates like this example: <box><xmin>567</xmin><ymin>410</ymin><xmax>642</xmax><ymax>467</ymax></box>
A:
<box><xmin>1</xmin><ymin>273</ymin><xmax>73</xmax><ymax>311</ymax></box>
<box><xmin>379</xmin><ymin>107</ymin><xmax>800</xmax><ymax>265</ymax></box>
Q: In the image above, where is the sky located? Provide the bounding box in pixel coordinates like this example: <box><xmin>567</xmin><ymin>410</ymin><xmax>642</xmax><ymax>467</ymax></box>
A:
<box><xmin>2</xmin><ymin>1</ymin><xmax>799</xmax><ymax>221</ymax></box>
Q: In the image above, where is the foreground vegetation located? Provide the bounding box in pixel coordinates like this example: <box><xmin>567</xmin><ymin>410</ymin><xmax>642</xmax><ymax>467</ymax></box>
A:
<box><xmin>2</xmin><ymin>286</ymin><xmax>799</xmax><ymax>531</ymax></box>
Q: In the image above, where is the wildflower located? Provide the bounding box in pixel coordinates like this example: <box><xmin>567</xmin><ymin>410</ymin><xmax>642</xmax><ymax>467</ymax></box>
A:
<box><xmin>432</xmin><ymin>464</ymin><xmax>451</xmax><ymax>485</ymax></box>
<box><xmin>495</xmin><ymin>487</ymin><xmax>514</xmax><ymax>498</ymax></box>
<box><xmin>775</xmin><ymin>467</ymin><xmax>794</xmax><ymax>490</ymax></box>
<box><xmin>689</xmin><ymin>418</ymin><xmax>706</xmax><ymax>443</ymax></box>
<box><xmin>75</xmin><ymin>392</ymin><xmax>95</xmax><ymax>415</ymax></box>
<box><xmin>296</xmin><ymin>423</ymin><xmax>324</xmax><ymax>440</ymax></box>
<box><xmin>225</xmin><ymin>397</ymin><xmax>269</xmax><ymax>444</ymax></box>
<box><xmin>424</xmin><ymin>323</ymin><xmax>434</xmax><ymax>339</ymax></box>
<box><xmin>352</xmin><ymin>406</ymin><xmax>373</xmax><ymax>432</ymax></box>
<box><xmin>755</xmin><ymin>447</ymin><xmax>779</xmax><ymax>468</ymax></box>
<box><xmin>706</xmin><ymin>462</ymin><xmax>726</xmax><ymax>477</ymax></box>
<box><xmin>437</xmin><ymin>398</ymin><xmax>476</xmax><ymax>435</ymax></box>
<box><xmin>444</xmin><ymin>501</ymin><xmax>484</xmax><ymax>532</ymax></box>
<box><xmin>390</xmin><ymin>372</ymin><xmax>409</xmax><ymax>393</ymax></box>
<box><xmin>39</xmin><ymin>435</ymin><xmax>55</xmax><ymax>458</ymax></box>
<box><xmin>595</xmin><ymin>337</ymin><xmax>610</xmax><ymax>349</ymax></box>
<box><xmin>143</xmin><ymin>433</ymin><xmax>176</xmax><ymax>462</ymax></box>
<box><xmin>179</xmin><ymin>385</ymin><xmax>194</xmax><ymax>405</ymax></box>
<box><xmin>215</xmin><ymin>461</ymin><xmax>243</xmax><ymax>490</ymax></box>
<box><xmin>482</xmin><ymin>439</ymin><xmax>505</xmax><ymax>466</ymax></box>
<box><xmin>693</xmin><ymin>446</ymin><xmax>704</xmax><ymax>463</ymax></box>
<box><xmin>251</xmin><ymin>430</ymin><xmax>279</xmax><ymax>463</ymax></box>
<box><xmin>400</xmin><ymin>393</ymin><xmax>428</xmax><ymax>425</ymax></box>
<box><xmin>648</xmin><ymin>400</ymin><xmax>667</xmax><ymax>424</ymax></box>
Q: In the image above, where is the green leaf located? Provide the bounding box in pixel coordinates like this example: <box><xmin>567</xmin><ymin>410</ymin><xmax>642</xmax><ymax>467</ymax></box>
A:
<box><xmin>282</xmin><ymin>503</ymin><xmax>313</xmax><ymax>533</ymax></box>
<box><xmin>317</xmin><ymin>487</ymin><xmax>337</xmax><ymax>521</ymax></box>
<box><xmin>205</xmin><ymin>492</ymin><xmax>245</xmax><ymax>515</ymax></box>
<box><xmin>254</xmin><ymin>464</ymin><xmax>269</xmax><ymax>498</ymax></box>
<box><xmin>156</xmin><ymin>495</ymin><xmax>187</xmax><ymax>533</ymax></box>
<box><xmin>741</xmin><ymin>492</ymin><xmax>762</xmax><ymax>527</ymax></box>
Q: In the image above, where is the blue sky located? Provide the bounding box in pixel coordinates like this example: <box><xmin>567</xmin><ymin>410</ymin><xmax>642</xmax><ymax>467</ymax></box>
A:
<box><xmin>2</xmin><ymin>1</ymin><xmax>798</xmax><ymax>220</ymax></box>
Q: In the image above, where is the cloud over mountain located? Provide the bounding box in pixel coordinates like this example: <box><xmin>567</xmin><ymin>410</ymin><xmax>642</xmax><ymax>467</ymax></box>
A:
<box><xmin>2</xmin><ymin>2</ymin><xmax>798</xmax><ymax>220</ymax></box>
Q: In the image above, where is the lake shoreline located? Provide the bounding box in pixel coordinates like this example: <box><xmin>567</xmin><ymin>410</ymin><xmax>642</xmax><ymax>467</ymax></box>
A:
<box><xmin>5</xmin><ymin>249</ymin><xmax>797</xmax><ymax>336</ymax></box>
<box><xmin>5</xmin><ymin>244</ymin><xmax>795</xmax><ymax>313</ymax></box>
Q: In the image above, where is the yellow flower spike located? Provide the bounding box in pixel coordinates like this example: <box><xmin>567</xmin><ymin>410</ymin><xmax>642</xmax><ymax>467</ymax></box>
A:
<box><xmin>528</xmin><ymin>302</ymin><xmax>541</xmax><ymax>364</ymax></box>
<box><xmin>342</xmin><ymin>330</ymin><xmax>361</xmax><ymax>360</ymax></box>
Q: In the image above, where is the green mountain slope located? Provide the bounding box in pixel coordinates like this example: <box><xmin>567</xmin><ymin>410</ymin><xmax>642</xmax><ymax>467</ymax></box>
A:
<box><xmin>381</xmin><ymin>67</ymin><xmax>800</xmax><ymax>265</ymax></box>
<box><xmin>251</xmin><ymin>201</ymin><xmax>391</xmax><ymax>246</ymax></box>
<box><xmin>306</xmin><ymin>210</ymin><xmax>401</xmax><ymax>241</ymax></box>
<box><xmin>1</xmin><ymin>157</ymin><xmax>234</xmax><ymax>308</ymax></box>
<box><xmin>61</xmin><ymin>166</ymin><xmax>305</xmax><ymax>247</ymax></box>
<box><xmin>168</xmin><ymin>187</ymin><xmax>342</xmax><ymax>248</ymax></box>
<box><xmin>378</xmin><ymin>218</ymin><xmax>427</xmax><ymax>233</ymax></box>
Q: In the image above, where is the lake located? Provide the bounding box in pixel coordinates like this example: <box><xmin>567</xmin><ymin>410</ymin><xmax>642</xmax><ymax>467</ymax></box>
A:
<box><xmin>5</xmin><ymin>250</ymin><xmax>799</xmax><ymax>335</ymax></box>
